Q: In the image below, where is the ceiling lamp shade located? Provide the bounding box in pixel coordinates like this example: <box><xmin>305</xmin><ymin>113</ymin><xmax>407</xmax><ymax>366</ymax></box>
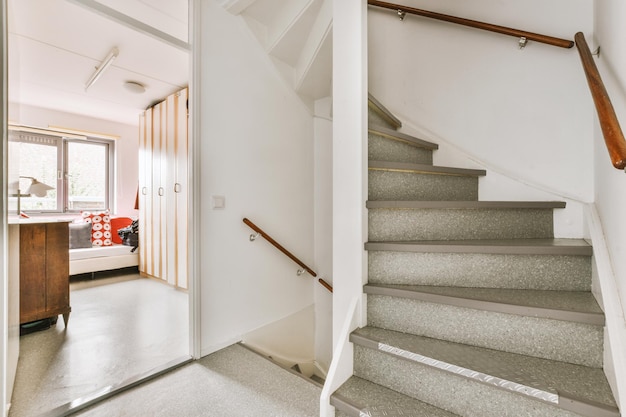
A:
<box><xmin>124</xmin><ymin>81</ymin><xmax>146</xmax><ymax>94</ymax></box>
<box><xmin>85</xmin><ymin>47</ymin><xmax>119</xmax><ymax>91</ymax></box>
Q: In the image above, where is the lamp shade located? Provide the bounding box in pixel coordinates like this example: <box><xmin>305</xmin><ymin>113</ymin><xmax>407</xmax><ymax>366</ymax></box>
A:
<box><xmin>26</xmin><ymin>178</ymin><xmax>54</xmax><ymax>197</ymax></box>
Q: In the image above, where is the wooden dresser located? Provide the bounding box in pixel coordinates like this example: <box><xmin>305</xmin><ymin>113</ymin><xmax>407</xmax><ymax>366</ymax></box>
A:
<box><xmin>19</xmin><ymin>220</ymin><xmax>71</xmax><ymax>326</ymax></box>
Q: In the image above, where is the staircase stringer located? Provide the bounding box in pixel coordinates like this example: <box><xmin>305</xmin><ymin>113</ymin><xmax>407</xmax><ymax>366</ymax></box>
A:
<box><xmin>585</xmin><ymin>204</ymin><xmax>626</xmax><ymax>408</ymax></box>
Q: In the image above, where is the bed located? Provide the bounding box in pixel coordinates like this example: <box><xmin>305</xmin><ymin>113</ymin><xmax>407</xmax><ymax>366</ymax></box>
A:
<box><xmin>68</xmin><ymin>213</ymin><xmax>139</xmax><ymax>276</ymax></box>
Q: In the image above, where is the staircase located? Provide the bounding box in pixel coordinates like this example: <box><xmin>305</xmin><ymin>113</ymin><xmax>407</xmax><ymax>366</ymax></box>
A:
<box><xmin>329</xmin><ymin>96</ymin><xmax>621</xmax><ymax>417</ymax></box>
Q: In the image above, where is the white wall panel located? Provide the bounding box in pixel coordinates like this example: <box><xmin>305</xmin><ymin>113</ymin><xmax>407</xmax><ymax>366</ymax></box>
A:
<box><xmin>199</xmin><ymin>0</ymin><xmax>315</xmax><ymax>355</ymax></box>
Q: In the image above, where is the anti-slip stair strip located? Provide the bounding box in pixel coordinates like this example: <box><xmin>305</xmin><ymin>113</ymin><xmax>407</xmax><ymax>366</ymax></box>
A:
<box><xmin>351</xmin><ymin>332</ymin><xmax>557</xmax><ymax>404</ymax></box>
<box><xmin>377</xmin><ymin>341</ymin><xmax>559</xmax><ymax>404</ymax></box>
<box><xmin>369</xmin><ymin>126</ymin><xmax>439</xmax><ymax>150</ymax></box>
<box><xmin>350</xmin><ymin>328</ymin><xmax>620</xmax><ymax>416</ymax></box>
<box><xmin>365</xmin><ymin>239</ymin><xmax>593</xmax><ymax>256</ymax></box>
<box><xmin>369</xmin><ymin>160</ymin><xmax>487</xmax><ymax>177</ymax></box>
<box><xmin>366</xmin><ymin>200</ymin><xmax>567</xmax><ymax>209</ymax></box>
<box><xmin>364</xmin><ymin>284</ymin><xmax>605</xmax><ymax>326</ymax></box>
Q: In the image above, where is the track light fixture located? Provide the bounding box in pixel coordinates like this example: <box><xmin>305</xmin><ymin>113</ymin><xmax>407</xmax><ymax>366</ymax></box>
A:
<box><xmin>85</xmin><ymin>47</ymin><xmax>119</xmax><ymax>91</ymax></box>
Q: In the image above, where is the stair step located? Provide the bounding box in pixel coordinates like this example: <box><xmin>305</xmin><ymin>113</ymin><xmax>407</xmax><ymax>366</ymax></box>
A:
<box><xmin>370</xmin><ymin>125</ymin><xmax>439</xmax><ymax>149</ymax></box>
<box><xmin>366</xmin><ymin>200</ymin><xmax>566</xmax><ymax>209</ymax></box>
<box><xmin>332</xmin><ymin>375</ymin><xmax>459</xmax><ymax>417</ymax></box>
<box><xmin>351</xmin><ymin>327</ymin><xmax>619</xmax><ymax>417</ymax></box>
<box><xmin>368</xmin><ymin>250</ymin><xmax>591</xmax><ymax>290</ymax></box>
<box><xmin>367</xmin><ymin>202</ymin><xmax>560</xmax><ymax>241</ymax></box>
<box><xmin>369</xmin><ymin>128</ymin><xmax>435</xmax><ymax>165</ymax></box>
<box><xmin>365</xmin><ymin>238</ymin><xmax>593</xmax><ymax>256</ymax></box>
<box><xmin>369</xmin><ymin>160</ymin><xmax>486</xmax><ymax>177</ymax></box>
<box><xmin>368</xmin><ymin>93</ymin><xmax>402</xmax><ymax>130</ymax></box>
<box><xmin>369</xmin><ymin>164</ymin><xmax>482</xmax><ymax>201</ymax></box>
<box><xmin>366</xmin><ymin>292</ymin><xmax>603</xmax><ymax>367</ymax></box>
<box><xmin>364</xmin><ymin>284</ymin><xmax>604</xmax><ymax>326</ymax></box>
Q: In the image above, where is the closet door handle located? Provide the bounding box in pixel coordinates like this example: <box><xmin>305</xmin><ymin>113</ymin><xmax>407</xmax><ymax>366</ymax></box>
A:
<box><xmin>174</xmin><ymin>183</ymin><xmax>182</xmax><ymax>193</ymax></box>
<box><xmin>158</xmin><ymin>187</ymin><xmax>164</xmax><ymax>196</ymax></box>
<box><xmin>142</xmin><ymin>187</ymin><xmax>147</xmax><ymax>195</ymax></box>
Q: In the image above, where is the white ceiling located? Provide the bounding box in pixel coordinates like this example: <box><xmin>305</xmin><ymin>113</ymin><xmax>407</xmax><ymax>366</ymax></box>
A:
<box><xmin>7</xmin><ymin>0</ymin><xmax>189</xmax><ymax>126</ymax></box>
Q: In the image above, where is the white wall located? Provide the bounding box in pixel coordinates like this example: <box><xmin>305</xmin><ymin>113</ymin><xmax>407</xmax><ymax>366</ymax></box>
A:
<box><xmin>313</xmin><ymin>97</ymin><xmax>333</xmax><ymax>372</ymax></box>
<box><xmin>7</xmin><ymin>103</ymin><xmax>139</xmax><ymax>217</ymax></box>
<box><xmin>1</xmin><ymin>1</ymin><xmax>9</xmax><ymax>414</ymax></box>
<box><xmin>591</xmin><ymin>0</ymin><xmax>626</xmax><ymax>407</ymax></box>
<box><xmin>199</xmin><ymin>0</ymin><xmax>316</xmax><ymax>355</ymax></box>
<box><xmin>368</xmin><ymin>0</ymin><xmax>594</xmax><ymax>202</ymax></box>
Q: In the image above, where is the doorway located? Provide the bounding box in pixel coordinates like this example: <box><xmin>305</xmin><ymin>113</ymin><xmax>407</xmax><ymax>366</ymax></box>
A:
<box><xmin>3</xmin><ymin>0</ymin><xmax>199</xmax><ymax>415</ymax></box>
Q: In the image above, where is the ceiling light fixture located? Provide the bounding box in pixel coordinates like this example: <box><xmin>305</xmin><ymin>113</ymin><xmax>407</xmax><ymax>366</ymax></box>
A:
<box><xmin>85</xmin><ymin>47</ymin><xmax>119</xmax><ymax>91</ymax></box>
<box><xmin>123</xmin><ymin>81</ymin><xmax>146</xmax><ymax>94</ymax></box>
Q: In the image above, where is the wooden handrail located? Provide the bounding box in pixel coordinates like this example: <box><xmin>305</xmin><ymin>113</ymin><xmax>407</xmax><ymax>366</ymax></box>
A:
<box><xmin>243</xmin><ymin>218</ymin><xmax>333</xmax><ymax>293</ymax></box>
<box><xmin>368</xmin><ymin>0</ymin><xmax>574</xmax><ymax>49</ymax></box>
<box><xmin>575</xmin><ymin>32</ymin><xmax>626</xmax><ymax>170</ymax></box>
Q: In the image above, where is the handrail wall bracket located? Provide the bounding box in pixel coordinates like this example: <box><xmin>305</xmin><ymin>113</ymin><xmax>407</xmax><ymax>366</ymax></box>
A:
<box><xmin>368</xmin><ymin>0</ymin><xmax>574</xmax><ymax>49</ymax></box>
<box><xmin>592</xmin><ymin>46</ymin><xmax>601</xmax><ymax>58</ymax></box>
<box><xmin>518</xmin><ymin>36</ymin><xmax>528</xmax><ymax>49</ymax></box>
<box><xmin>243</xmin><ymin>217</ymin><xmax>333</xmax><ymax>292</ymax></box>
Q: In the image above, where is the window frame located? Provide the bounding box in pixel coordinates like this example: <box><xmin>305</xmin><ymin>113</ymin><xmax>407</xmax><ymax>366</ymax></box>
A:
<box><xmin>63</xmin><ymin>137</ymin><xmax>115</xmax><ymax>213</ymax></box>
<box><xmin>9</xmin><ymin>129</ymin><xmax>115</xmax><ymax>214</ymax></box>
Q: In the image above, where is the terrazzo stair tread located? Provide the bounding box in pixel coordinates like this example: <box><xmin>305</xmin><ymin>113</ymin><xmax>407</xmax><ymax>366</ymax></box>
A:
<box><xmin>364</xmin><ymin>284</ymin><xmax>605</xmax><ymax>326</ymax></box>
<box><xmin>367</xmin><ymin>293</ymin><xmax>604</xmax><ymax>368</ymax></box>
<box><xmin>332</xmin><ymin>375</ymin><xmax>459</xmax><ymax>417</ymax></box>
<box><xmin>368</xmin><ymin>93</ymin><xmax>402</xmax><ymax>130</ymax></box>
<box><xmin>369</xmin><ymin>129</ymin><xmax>435</xmax><ymax>165</ymax></box>
<box><xmin>369</xmin><ymin>125</ymin><xmax>439</xmax><ymax>150</ymax></box>
<box><xmin>365</xmin><ymin>238</ymin><xmax>593</xmax><ymax>256</ymax></box>
<box><xmin>368</xmin><ymin>206</ymin><xmax>555</xmax><ymax>241</ymax></box>
<box><xmin>369</xmin><ymin>169</ymin><xmax>480</xmax><ymax>201</ymax></box>
<box><xmin>368</xmin><ymin>251</ymin><xmax>591</xmax><ymax>290</ymax></box>
<box><xmin>369</xmin><ymin>160</ymin><xmax>487</xmax><ymax>177</ymax></box>
<box><xmin>351</xmin><ymin>327</ymin><xmax>620</xmax><ymax>417</ymax></box>
<box><xmin>366</xmin><ymin>200</ymin><xmax>566</xmax><ymax>209</ymax></box>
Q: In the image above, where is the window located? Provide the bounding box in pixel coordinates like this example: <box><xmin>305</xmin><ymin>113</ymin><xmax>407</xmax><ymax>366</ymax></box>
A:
<box><xmin>9</xmin><ymin>130</ymin><xmax>114</xmax><ymax>213</ymax></box>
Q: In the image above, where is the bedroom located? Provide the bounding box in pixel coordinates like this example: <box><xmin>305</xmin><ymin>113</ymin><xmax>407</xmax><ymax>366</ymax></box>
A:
<box><xmin>5</xmin><ymin>0</ymin><xmax>191</xmax><ymax>416</ymax></box>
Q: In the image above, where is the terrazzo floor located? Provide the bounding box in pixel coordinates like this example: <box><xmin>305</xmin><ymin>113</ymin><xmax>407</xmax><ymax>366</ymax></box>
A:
<box><xmin>9</xmin><ymin>273</ymin><xmax>189</xmax><ymax>417</ymax></box>
<box><xmin>73</xmin><ymin>344</ymin><xmax>322</xmax><ymax>417</ymax></box>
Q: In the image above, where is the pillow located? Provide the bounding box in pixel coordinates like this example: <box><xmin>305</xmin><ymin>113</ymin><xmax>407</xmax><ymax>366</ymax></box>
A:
<box><xmin>110</xmin><ymin>217</ymin><xmax>133</xmax><ymax>244</ymax></box>
<box><xmin>81</xmin><ymin>210</ymin><xmax>112</xmax><ymax>246</ymax></box>
<box><xmin>69</xmin><ymin>222</ymin><xmax>92</xmax><ymax>249</ymax></box>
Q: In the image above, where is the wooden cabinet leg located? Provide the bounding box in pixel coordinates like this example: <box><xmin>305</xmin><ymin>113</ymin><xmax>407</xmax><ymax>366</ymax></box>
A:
<box><xmin>62</xmin><ymin>312</ymin><xmax>70</xmax><ymax>328</ymax></box>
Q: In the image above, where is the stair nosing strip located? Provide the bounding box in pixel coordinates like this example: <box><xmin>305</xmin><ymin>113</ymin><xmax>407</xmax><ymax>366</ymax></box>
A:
<box><xmin>364</xmin><ymin>285</ymin><xmax>605</xmax><ymax>326</ymax></box>
<box><xmin>369</xmin><ymin>161</ymin><xmax>486</xmax><ymax>177</ymax></box>
<box><xmin>364</xmin><ymin>240</ymin><xmax>593</xmax><ymax>256</ymax></box>
<box><xmin>369</xmin><ymin>125</ymin><xmax>439</xmax><ymax>150</ymax></box>
<box><xmin>330</xmin><ymin>392</ymin><xmax>365</xmax><ymax>417</ymax></box>
<box><xmin>351</xmin><ymin>332</ymin><xmax>560</xmax><ymax>405</ymax></box>
<box><xmin>558</xmin><ymin>391</ymin><xmax>621</xmax><ymax>417</ymax></box>
<box><xmin>366</xmin><ymin>200</ymin><xmax>567</xmax><ymax>210</ymax></box>
<box><xmin>368</xmin><ymin>94</ymin><xmax>402</xmax><ymax>129</ymax></box>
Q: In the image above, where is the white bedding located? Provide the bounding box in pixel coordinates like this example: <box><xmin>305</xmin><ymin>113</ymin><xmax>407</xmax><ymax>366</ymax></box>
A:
<box><xmin>69</xmin><ymin>244</ymin><xmax>138</xmax><ymax>275</ymax></box>
<box><xmin>70</xmin><ymin>244</ymin><xmax>135</xmax><ymax>260</ymax></box>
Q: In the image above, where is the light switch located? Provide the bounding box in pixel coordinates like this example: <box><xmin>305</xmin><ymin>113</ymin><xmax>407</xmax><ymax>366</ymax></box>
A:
<box><xmin>212</xmin><ymin>195</ymin><xmax>225</xmax><ymax>209</ymax></box>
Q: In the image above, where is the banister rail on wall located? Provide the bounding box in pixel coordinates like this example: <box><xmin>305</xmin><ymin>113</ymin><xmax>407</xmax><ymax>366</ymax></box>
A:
<box><xmin>368</xmin><ymin>0</ymin><xmax>574</xmax><ymax>49</ymax></box>
<box><xmin>243</xmin><ymin>218</ymin><xmax>333</xmax><ymax>293</ymax></box>
<box><xmin>574</xmin><ymin>32</ymin><xmax>626</xmax><ymax>171</ymax></box>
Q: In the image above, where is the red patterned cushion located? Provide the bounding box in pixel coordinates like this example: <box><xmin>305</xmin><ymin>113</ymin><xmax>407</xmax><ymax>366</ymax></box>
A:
<box><xmin>81</xmin><ymin>210</ymin><xmax>112</xmax><ymax>246</ymax></box>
